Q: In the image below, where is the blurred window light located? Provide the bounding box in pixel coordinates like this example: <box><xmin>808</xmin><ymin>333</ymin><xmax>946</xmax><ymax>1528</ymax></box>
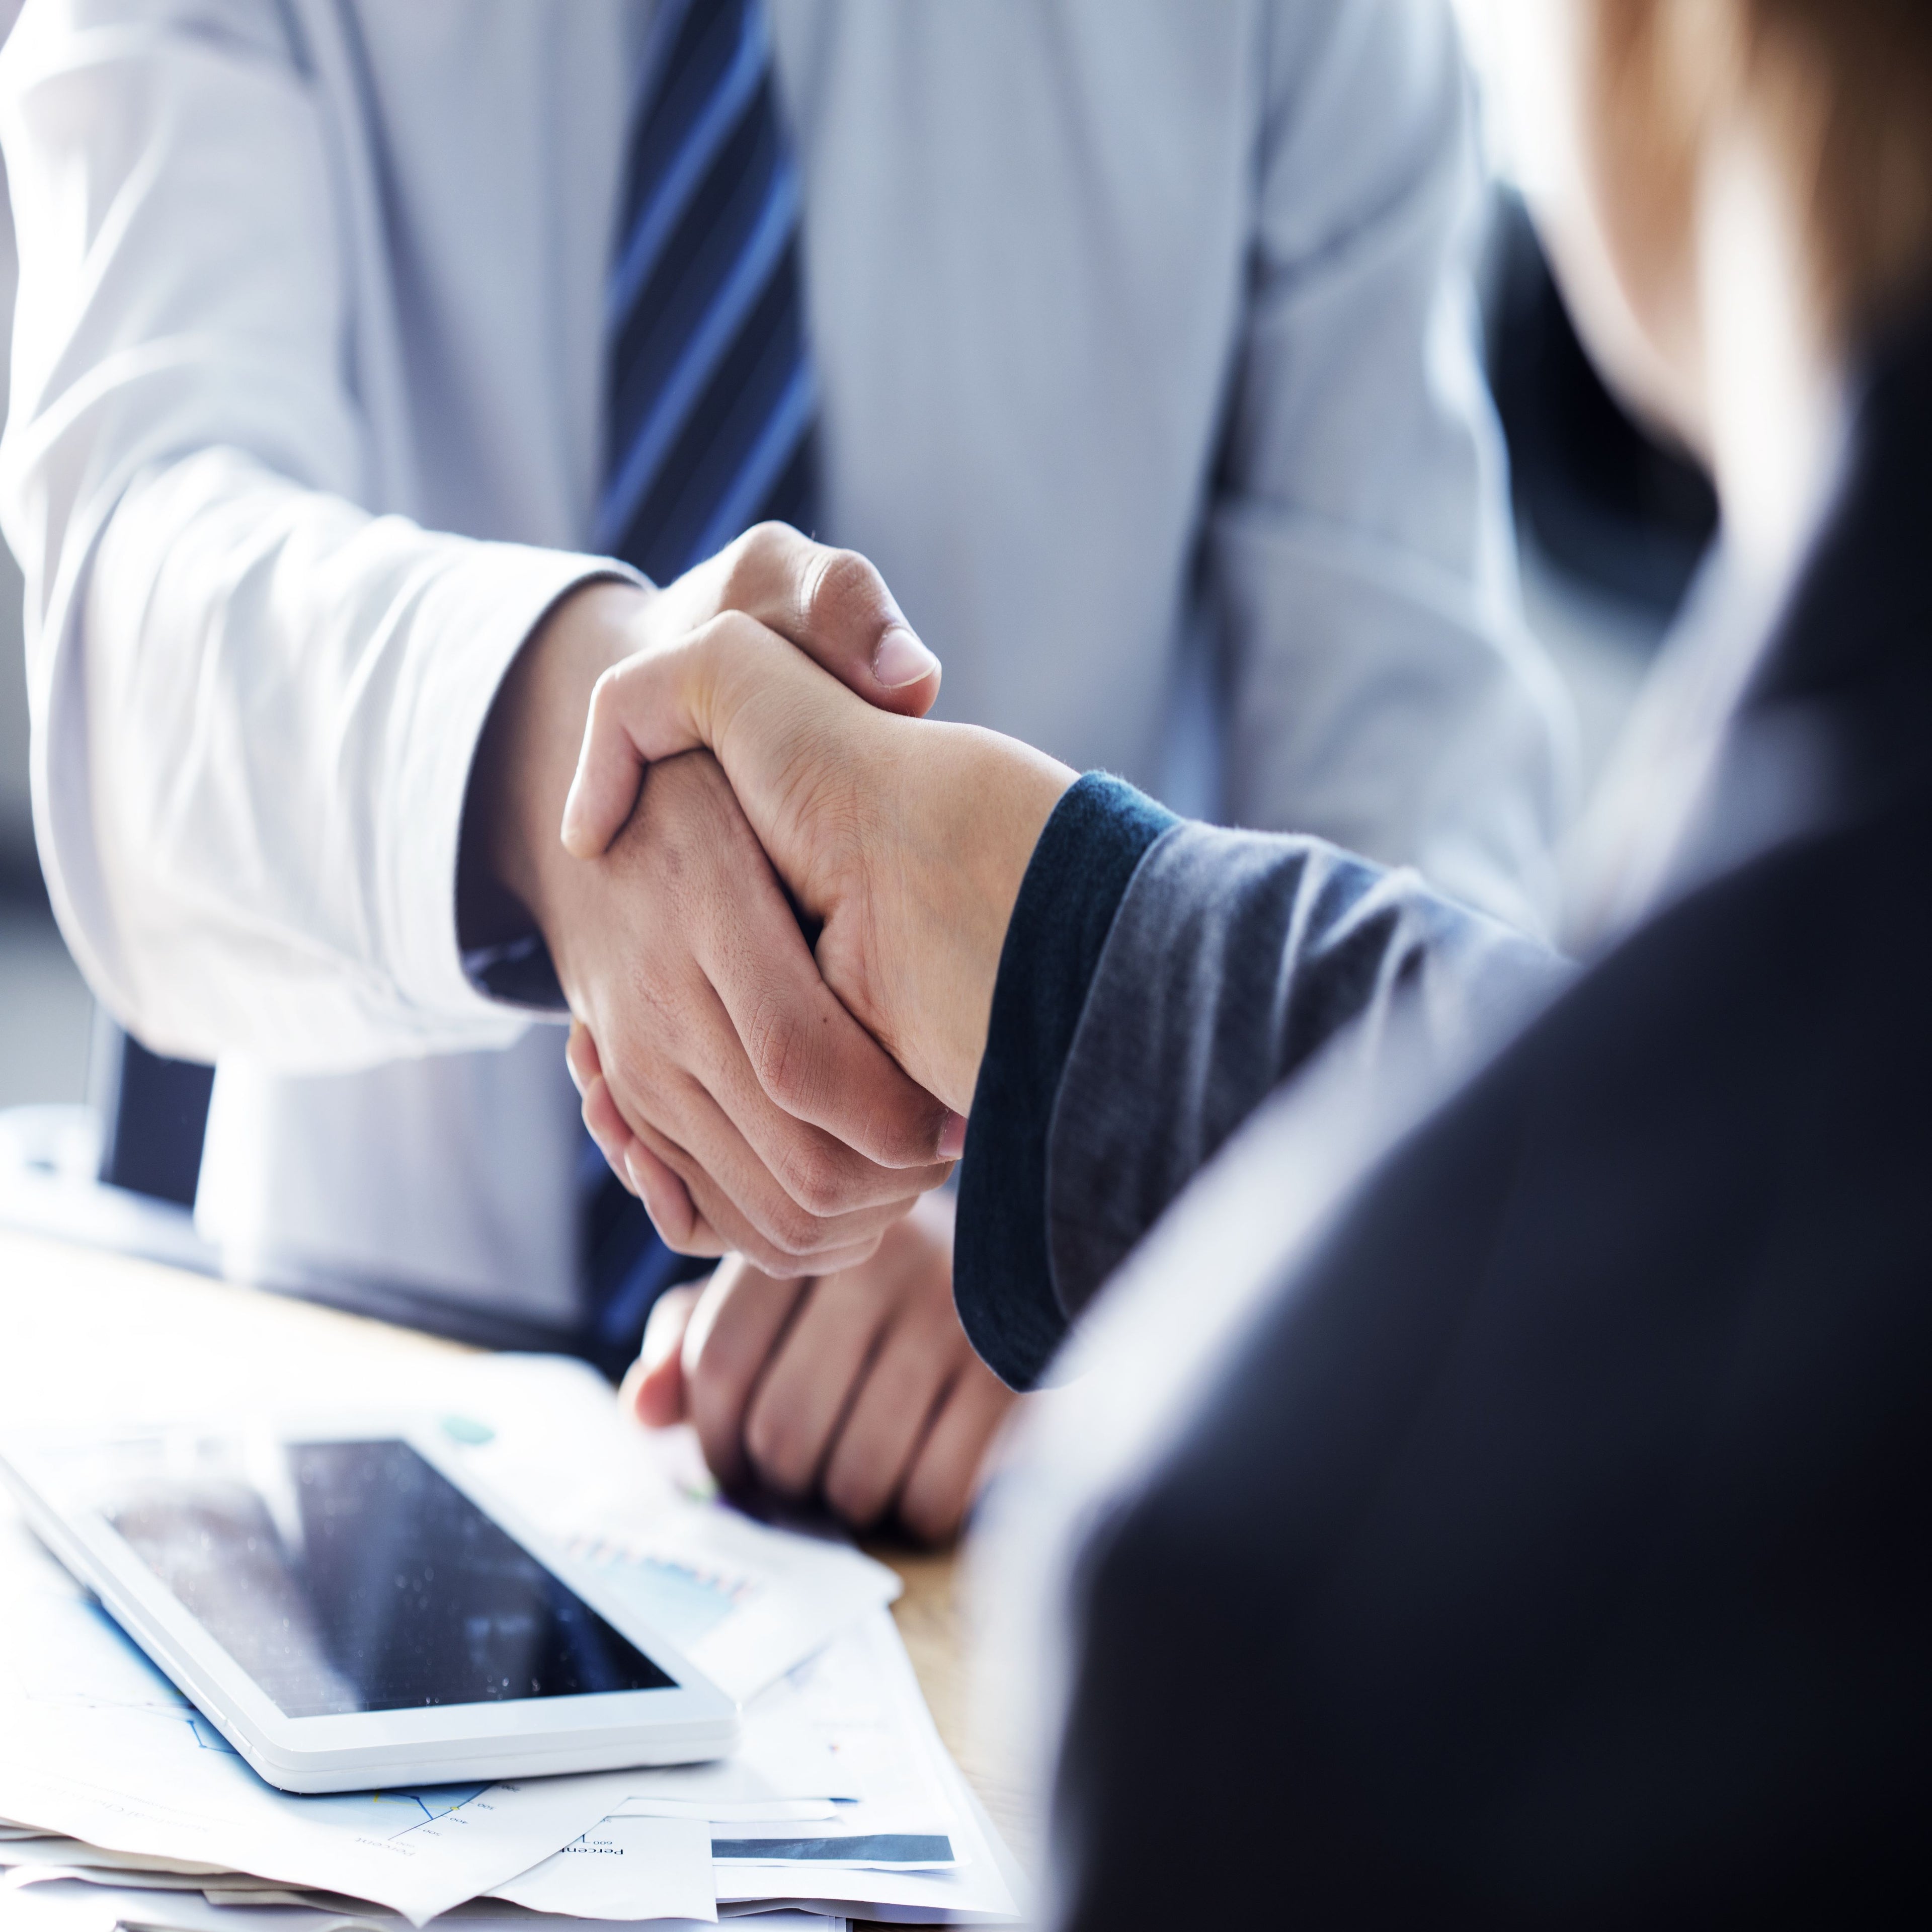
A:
<box><xmin>1451</xmin><ymin>0</ymin><xmax>1568</xmax><ymax>198</ymax></box>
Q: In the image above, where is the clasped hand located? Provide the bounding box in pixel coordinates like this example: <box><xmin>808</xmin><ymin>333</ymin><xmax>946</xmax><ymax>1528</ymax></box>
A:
<box><xmin>474</xmin><ymin>525</ymin><xmax>980</xmax><ymax>1276</ymax></box>
<box><xmin>564</xmin><ymin>593</ymin><xmax>1074</xmax><ymax>1126</ymax></box>
<box><xmin>537</xmin><ymin>525</ymin><xmax>1072</xmax><ymax>1535</ymax></box>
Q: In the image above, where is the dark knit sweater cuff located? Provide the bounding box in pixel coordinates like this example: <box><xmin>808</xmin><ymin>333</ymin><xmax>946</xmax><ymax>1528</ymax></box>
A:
<box><xmin>953</xmin><ymin>773</ymin><xmax>1177</xmax><ymax>1389</ymax></box>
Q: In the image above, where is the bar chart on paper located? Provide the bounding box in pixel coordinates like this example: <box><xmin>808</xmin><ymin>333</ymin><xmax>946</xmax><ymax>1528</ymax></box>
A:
<box><xmin>568</xmin><ymin>1535</ymin><xmax>750</xmax><ymax>1649</ymax></box>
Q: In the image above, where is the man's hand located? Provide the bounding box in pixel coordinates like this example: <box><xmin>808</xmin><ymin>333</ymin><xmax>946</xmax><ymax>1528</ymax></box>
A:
<box><xmin>462</xmin><ymin>525</ymin><xmax>964</xmax><ymax>1273</ymax></box>
<box><xmin>617</xmin><ymin>1192</ymin><xmax>1020</xmax><ymax>1542</ymax></box>
<box><xmin>560</xmin><ymin>612</ymin><xmax>1077</xmax><ymax>1116</ymax></box>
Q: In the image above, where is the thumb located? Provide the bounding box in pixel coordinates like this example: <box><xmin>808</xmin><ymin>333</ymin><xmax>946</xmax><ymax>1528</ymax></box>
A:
<box><xmin>620</xmin><ymin>1282</ymin><xmax>704</xmax><ymax>1428</ymax></box>
<box><xmin>563</xmin><ymin>527</ymin><xmax>940</xmax><ymax>860</ymax></box>
<box><xmin>690</xmin><ymin>523</ymin><xmax>942</xmax><ymax>719</ymax></box>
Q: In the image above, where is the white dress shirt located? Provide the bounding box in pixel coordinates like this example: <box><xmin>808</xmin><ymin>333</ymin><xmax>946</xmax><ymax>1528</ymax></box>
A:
<box><xmin>0</xmin><ymin>0</ymin><xmax>1569</xmax><ymax>1320</ymax></box>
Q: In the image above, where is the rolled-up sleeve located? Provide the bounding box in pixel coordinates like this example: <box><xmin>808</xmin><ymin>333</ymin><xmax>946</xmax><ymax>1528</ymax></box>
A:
<box><xmin>0</xmin><ymin>3</ymin><xmax>623</xmax><ymax>1070</ymax></box>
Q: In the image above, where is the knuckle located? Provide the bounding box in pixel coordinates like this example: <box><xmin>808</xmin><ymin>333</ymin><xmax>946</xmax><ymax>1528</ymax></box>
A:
<box><xmin>581</xmin><ymin>1092</ymin><xmax>625</xmax><ymax>1159</ymax></box>
<box><xmin>748</xmin><ymin>997</ymin><xmax>820</xmax><ymax>1113</ymax></box>
<box><xmin>719</xmin><ymin>524</ymin><xmax>778</xmax><ymax>599</ymax></box>
<box><xmin>742</xmin><ymin>520</ymin><xmax>788</xmax><ymax>564</ymax></box>
<box><xmin>647</xmin><ymin>1193</ymin><xmax>698</xmax><ymax>1251</ymax></box>
<box><xmin>693</xmin><ymin>1410</ymin><xmax>742</xmax><ymax>1489</ymax></box>
<box><xmin>899</xmin><ymin>1479</ymin><xmax>963</xmax><ymax>1547</ymax></box>
<box><xmin>744</xmin><ymin>1190</ymin><xmax>823</xmax><ymax>1263</ymax></box>
<box><xmin>736</xmin><ymin>1231</ymin><xmax>791</xmax><ymax>1276</ymax></box>
<box><xmin>686</xmin><ymin>1369</ymin><xmax>732</xmax><ymax>1446</ymax></box>
<box><xmin>701</xmin><ymin>606</ymin><xmax>762</xmax><ymax>656</ymax></box>
<box><xmin>782</xmin><ymin>1145</ymin><xmax>852</xmax><ymax>1220</ymax></box>
<box><xmin>823</xmin><ymin>1463</ymin><xmax>888</xmax><ymax>1530</ymax></box>
<box><xmin>586</xmin><ymin>661</ymin><xmax>620</xmax><ymax>718</ymax></box>
<box><xmin>695</xmin><ymin>1297</ymin><xmax>773</xmax><ymax>1389</ymax></box>
<box><xmin>581</xmin><ymin>672</ymin><xmax>610</xmax><ymax>735</ymax></box>
<box><xmin>769</xmin><ymin>1198</ymin><xmax>826</xmax><ymax>1258</ymax></box>
<box><xmin>743</xmin><ymin>1403</ymin><xmax>815</xmax><ymax>1498</ymax></box>
<box><xmin>801</xmin><ymin>546</ymin><xmax>880</xmax><ymax>631</ymax></box>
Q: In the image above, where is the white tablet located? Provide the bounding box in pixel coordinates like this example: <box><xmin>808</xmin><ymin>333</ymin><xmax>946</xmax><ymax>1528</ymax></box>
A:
<box><xmin>0</xmin><ymin>1420</ymin><xmax>739</xmax><ymax>1795</ymax></box>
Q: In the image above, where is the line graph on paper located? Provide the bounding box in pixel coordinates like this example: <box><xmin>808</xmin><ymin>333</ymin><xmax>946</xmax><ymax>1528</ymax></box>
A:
<box><xmin>23</xmin><ymin>1589</ymin><xmax>497</xmax><ymax>1827</ymax></box>
<box><xmin>24</xmin><ymin>1683</ymin><xmax>241</xmax><ymax>1755</ymax></box>
<box><xmin>23</xmin><ymin>1616</ymin><xmax>244</xmax><ymax>1758</ymax></box>
<box><xmin>365</xmin><ymin>1788</ymin><xmax>492</xmax><ymax>1839</ymax></box>
<box><xmin>19</xmin><ymin>1595</ymin><xmax>240</xmax><ymax>1753</ymax></box>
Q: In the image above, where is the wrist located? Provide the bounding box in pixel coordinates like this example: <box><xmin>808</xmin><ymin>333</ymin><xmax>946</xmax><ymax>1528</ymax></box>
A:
<box><xmin>461</xmin><ymin>578</ymin><xmax>652</xmax><ymax>968</ymax></box>
<box><xmin>895</xmin><ymin>731</ymin><xmax>1075</xmax><ymax>1112</ymax></box>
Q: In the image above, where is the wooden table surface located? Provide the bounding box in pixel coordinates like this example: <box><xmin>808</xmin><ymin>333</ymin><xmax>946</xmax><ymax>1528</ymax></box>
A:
<box><xmin>0</xmin><ymin>1226</ymin><xmax>1036</xmax><ymax>1906</ymax></box>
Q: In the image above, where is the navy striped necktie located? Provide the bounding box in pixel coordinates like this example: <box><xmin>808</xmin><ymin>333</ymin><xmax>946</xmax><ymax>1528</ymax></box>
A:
<box><xmin>581</xmin><ymin>0</ymin><xmax>819</xmax><ymax>1365</ymax></box>
<box><xmin>599</xmin><ymin>0</ymin><xmax>817</xmax><ymax>575</ymax></box>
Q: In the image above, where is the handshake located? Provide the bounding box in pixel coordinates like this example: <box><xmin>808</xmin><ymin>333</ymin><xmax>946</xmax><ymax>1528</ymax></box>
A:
<box><xmin>469</xmin><ymin>525</ymin><xmax>1075</xmax><ymax>1536</ymax></box>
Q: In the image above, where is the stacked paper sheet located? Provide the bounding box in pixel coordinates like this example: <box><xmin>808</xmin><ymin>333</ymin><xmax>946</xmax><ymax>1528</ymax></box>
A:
<box><xmin>0</xmin><ymin>1354</ymin><xmax>1024</xmax><ymax>1928</ymax></box>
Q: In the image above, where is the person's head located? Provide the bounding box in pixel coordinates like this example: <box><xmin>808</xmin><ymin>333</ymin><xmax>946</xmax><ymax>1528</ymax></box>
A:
<box><xmin>1495</xmin><ymin>0</ymin><xmax>1932</xmax><ymax>555</ymax></box>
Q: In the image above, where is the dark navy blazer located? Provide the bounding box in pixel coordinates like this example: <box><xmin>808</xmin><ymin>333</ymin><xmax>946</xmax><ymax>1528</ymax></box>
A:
<box><xmin>957</xmin><ymin>307</ymin><xmax>1932</xmax><ymax>1924</ymax></box>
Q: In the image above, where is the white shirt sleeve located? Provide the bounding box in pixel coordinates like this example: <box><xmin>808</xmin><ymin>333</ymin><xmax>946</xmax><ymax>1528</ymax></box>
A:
<box><xmin>0</xmin><ymin>2</ymin><xmax>618</xmax><ymax>1072</ymax></box>
<box><xmin>1211</xmin><ymin>0</ymin><xmax>1574</xmax><ymax>936</ymax></box>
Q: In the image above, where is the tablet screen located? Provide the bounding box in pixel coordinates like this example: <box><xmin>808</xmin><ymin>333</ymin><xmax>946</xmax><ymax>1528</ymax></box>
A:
<box><xmin>95</xmin><ymin>1436</ymin><xmax>675</xmax><ymax>1719</ymax></box>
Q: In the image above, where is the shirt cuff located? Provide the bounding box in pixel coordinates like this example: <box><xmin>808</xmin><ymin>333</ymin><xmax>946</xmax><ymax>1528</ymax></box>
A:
<box><xmin>460</xmin><ymin>930</ymin><xmax>568</xmax><ymax>1011</ymax></box>
<box><xmin>391</xmin><ymin>544</ymin><xmax>643</xmax><ymax>1026</ymax></box>
<box><xmin>954</xmin><ymin>772</ymin><xmax>1178</xmax><ymax>1389</ymax></box>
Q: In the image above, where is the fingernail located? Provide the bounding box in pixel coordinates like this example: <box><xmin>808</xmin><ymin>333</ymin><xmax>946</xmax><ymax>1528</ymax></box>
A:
<box><xmin>872</xmin><ymin>624</ymin><xmax>940</xmax><ymax>689</ymax></box>
<box><xmin>937</xmin><ymin>1110</ymin><xmax>968</xmax><ymax>1160</ymax></box>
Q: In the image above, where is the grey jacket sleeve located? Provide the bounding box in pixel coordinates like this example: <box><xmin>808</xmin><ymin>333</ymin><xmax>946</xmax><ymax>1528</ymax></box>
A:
<box><xmin>954</xmin><ymin>776</ymin><xmax>1564</xmax><ymax>1388</ymax></box>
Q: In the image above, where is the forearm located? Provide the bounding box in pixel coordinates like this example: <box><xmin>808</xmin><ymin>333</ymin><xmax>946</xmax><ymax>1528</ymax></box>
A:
<box><xmin>0</xmin><ymin>10</ymin><xmax>630</xmax><ymax>1067</ymax></box>
<box><xmin>55</xmin><ymin>450</ymin><xmax>618</xmax><ymax>1067</ymax></box>
<box><xmin>954</xmin><ymin>776</ymin><xmax>1569</xmax><ymax>1387</ymax></box>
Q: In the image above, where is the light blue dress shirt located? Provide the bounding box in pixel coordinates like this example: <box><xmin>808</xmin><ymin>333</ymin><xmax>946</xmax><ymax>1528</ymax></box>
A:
<box><xmin>0</xmin><ymin>0</ymin><xmax>1569</xmax><ymax>1316</ymax></box>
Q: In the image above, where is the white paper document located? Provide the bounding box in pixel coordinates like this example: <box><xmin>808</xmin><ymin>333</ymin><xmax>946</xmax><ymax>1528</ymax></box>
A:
<box><xmin>0</xmin><ymin>1876</ymin><xmax>845</xmax><ymax>1932</ymax></box>
<box><xmin>595</xmin><ymin>1613</ymin><xmax>1019</xmax><ymax>1917</ymax></box>
<box><xmin>0</xmin><ymin>1838</ymin><xmax>227</xmax><ymax>1878</ymax></box>
<box><xmin>616</xmin><ymin>1607</ymin><xmax>954</xmax><ymax>1826</ymax></box>
<box><xmin>487</xmin><ymin>1814</ymin><xmax>714</xmax><ymax>1921</ymax></box>
<box><xmin>0</xmin><ymin>1353</ymin><xmax>1023</xmax><ymax>1928</ymax></box>
<box><xmin>707</xmin><ymin>1617</ymin><xmax>1022</xmax><ymax>1920</ymax></box>
<box><xmin>0</xmin><ymin>1522</ymin><xmax>633</xmax><ymax>1925</ymax></box>
<box><xmin>445</xmin><ymin>1357</ymin><xmax>901</xmax><ymax>1702</ymax></box>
